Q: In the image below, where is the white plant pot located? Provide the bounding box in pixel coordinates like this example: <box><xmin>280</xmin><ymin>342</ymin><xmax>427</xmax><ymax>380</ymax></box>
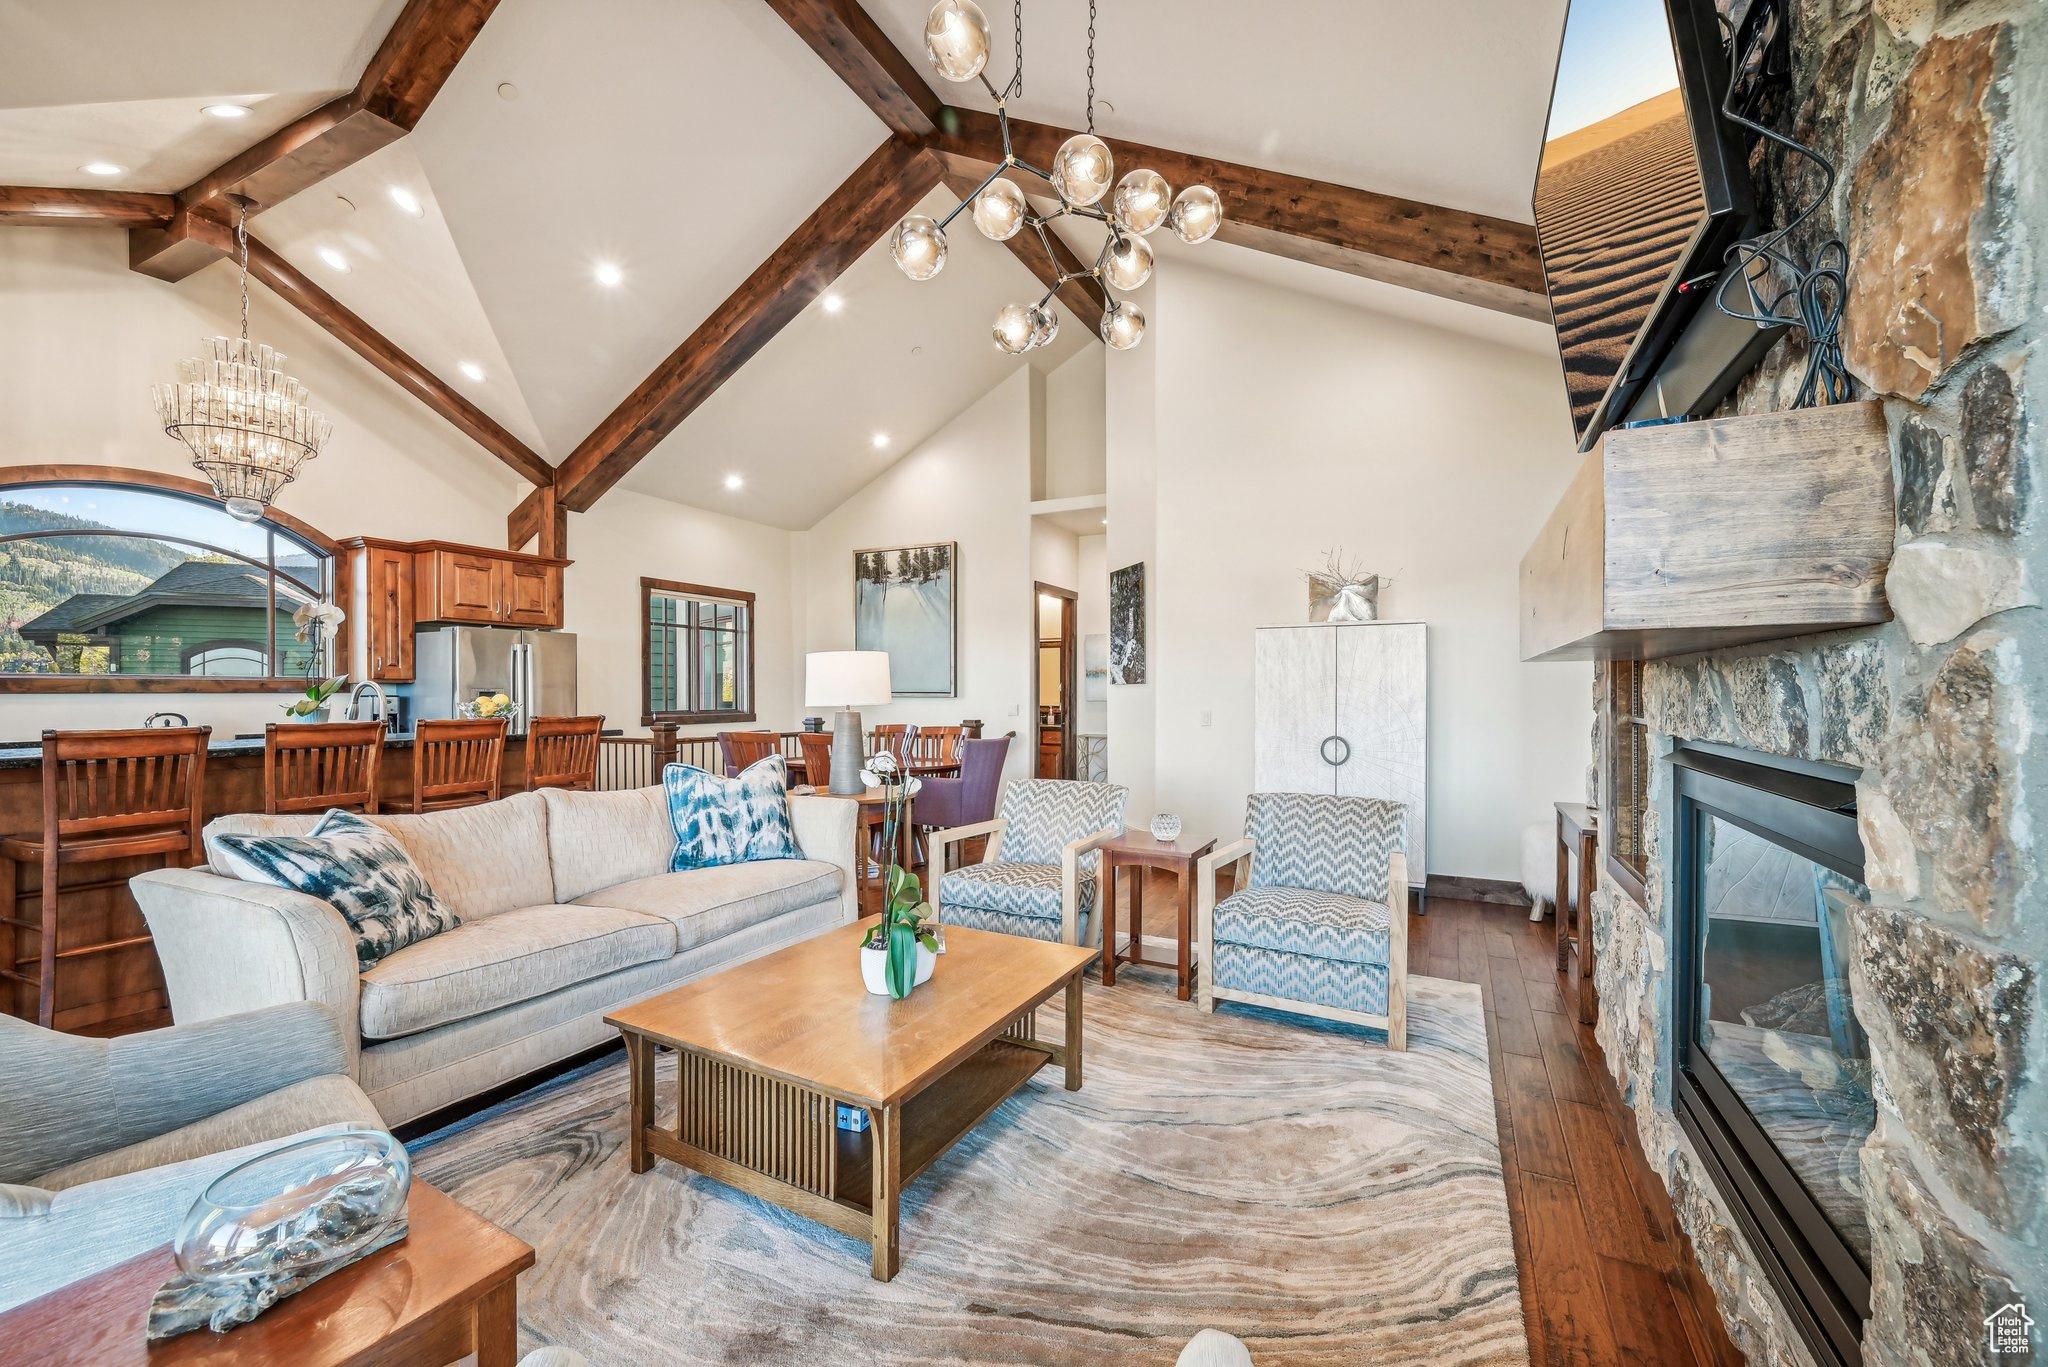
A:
<box><xmin>861</xmin><ymin>940</ymin><xmax>936</xmax><ymax>996</ymax></box>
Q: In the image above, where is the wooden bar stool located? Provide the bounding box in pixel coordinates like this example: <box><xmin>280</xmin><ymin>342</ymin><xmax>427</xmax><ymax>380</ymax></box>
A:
<box><xmin>527</xmin><ymin>715</ymin><xmax>605</xmax><ymax>792</ymax></box>
<box><xmin>412</xmin><ymin>718</ymin><xmax>507</xmax><ymax>813</ymax></box>
<box><xmin>0</xmin><ymin>727</ymin><xmax>210</xmax><ymax>1028</ymax></box>
<box><xmin>264</xmin><ymin>721</ymin><xmax>387</xmax><ymax>815</ymax></box>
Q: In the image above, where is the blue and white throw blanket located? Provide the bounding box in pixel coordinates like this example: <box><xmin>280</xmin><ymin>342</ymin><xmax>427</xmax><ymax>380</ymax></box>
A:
<box><xmin>664</xmin><ymin>756</ymin><xmax>802</xmax><ymax>871</ymax></box>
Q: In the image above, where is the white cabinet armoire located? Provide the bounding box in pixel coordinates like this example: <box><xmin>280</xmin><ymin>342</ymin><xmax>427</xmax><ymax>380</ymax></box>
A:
<box><xmin>1253</xmin><ymin>621</ymin><xmax>1427</xmax><ymax>887</ymax></box>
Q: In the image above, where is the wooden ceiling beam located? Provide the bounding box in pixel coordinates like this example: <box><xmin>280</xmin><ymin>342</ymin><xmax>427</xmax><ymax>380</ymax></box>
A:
<box><xmin>929</xmin><ymin>108</ymin><xmax>1550</xmax><ymax>320</ymax></box>
<box><xmin>132</xmin><ymin>0</ymin><xmax>503</xmax><ymax>280</ymax></box>
<box><xmin>763</xmin><ymin>0</ymin><xmax>943</xmax><ymax>138</ymax></box>
<box><xmin>241</xmin><ymin>235</ymin><xmax>554</xmax><ymax>487</ymax></box>
<box><xmin>554</xmin><ymin>138</ymin><xmax>943</xmax><ymax>514</ymax></box>
<box><xmin>937</xmin><ymin>160</ymin><xmax>1104</xmax><ymax>339</ymax></box>
<box><xmin>507</xmin><ymin>483</ymin><xmax>567</xmax><ymax>558</ymax></box>
<box><xmin>0</xmin><ymin>186</ymin><xmax>176</xmax><ymax>227</ymax></box>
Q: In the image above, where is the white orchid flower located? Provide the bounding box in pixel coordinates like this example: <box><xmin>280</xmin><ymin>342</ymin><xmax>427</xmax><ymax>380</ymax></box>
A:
<box><xmin>860</xmin><ymin>769</ymin><xmax>883</xmax><ymax>789</ymax></box>
<box><xmin>905</xmin><ymin>777</ymin><xmax>924</xmax><ymax>796</ymax></box>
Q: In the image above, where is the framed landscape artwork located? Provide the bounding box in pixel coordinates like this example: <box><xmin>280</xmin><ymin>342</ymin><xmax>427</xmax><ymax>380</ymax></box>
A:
<box><xmin>854</xmin><ymin>542</ymin><xmax>957</xmax><ymax>696</ymax></box>
<box><xmin>1110</xmin><ymin>562</ymin><xmax>1146</xmax><ymax>685</ymax></box>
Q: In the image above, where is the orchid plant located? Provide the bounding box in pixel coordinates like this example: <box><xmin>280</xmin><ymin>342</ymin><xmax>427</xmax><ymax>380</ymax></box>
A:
<box><xmin>859</xmin><ymin>750</ymin><xmax>938</xmax><ymax>999</ymax></box>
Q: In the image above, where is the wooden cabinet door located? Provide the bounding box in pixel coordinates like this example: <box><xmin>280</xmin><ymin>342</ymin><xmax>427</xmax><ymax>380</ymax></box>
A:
<box><xmin>366</xmin><ymin>546</ymin><xmax>415</xmax><ymax>681</ymax></box>
<box><xmin>498</xmin><ymin>559</ymin><xmax>560</xmax><ymax>627</ymax></box>
<box><xmin>1253</xmin><ymin>626</ymin><xmax>1338</xmax><ymax>795</ymax></box>
<box><xmin>434</xmin><ymin>551</ymin><xmax>502</xmax><ymax>623</ymax></box>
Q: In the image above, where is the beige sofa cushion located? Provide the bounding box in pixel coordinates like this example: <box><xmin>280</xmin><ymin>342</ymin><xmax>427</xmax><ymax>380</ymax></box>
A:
<box><xmin>575</xmin><ymin>861</ymin><xmax>843</xmax><ymax>954</ymax></box>
<box><xmin>541</xmin><ymin>785</ymin><xmax>674</xmax><ymax>903</ymax></box>
<box><xmin>207</xmin><ymin>792</ymin><xmax>555</xmax><ymax>923</ymax></box>
<box><xmin>358</xmin><ymin>904</ymin><xmax>675</xmax><ymax>1040</ymax></box>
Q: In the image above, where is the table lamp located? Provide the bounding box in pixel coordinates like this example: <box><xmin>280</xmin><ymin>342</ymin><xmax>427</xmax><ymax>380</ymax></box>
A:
<box><xmin>805</xmin><ymin>651</ymin><xmax>892</xmax><ymax>795</ymax></box>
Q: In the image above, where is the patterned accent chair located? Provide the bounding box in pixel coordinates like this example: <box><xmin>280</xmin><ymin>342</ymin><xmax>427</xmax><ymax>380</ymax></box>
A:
<box><xmin>1196</xmin><ymin>792</ymin><xmax>1410</xmax><ymax>1050</ymax></box>
<box><xmin>931</xmin><ymin>779</ymin><xmax>1128</xmax><ymax>947</ymax></box>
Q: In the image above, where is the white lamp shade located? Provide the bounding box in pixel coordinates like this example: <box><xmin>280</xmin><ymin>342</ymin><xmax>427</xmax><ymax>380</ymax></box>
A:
<box><xmin>806</xmin><ymin>650</ymin><xmax>893</xmax><ymax>708</ymax></box>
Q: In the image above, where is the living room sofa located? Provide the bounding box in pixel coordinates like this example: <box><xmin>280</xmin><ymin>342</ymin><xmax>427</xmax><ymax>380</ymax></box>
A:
<box><xmin>131</xmin><ymin>785</ymin><xmax>860</xmax><ymax>1127</ymax></box>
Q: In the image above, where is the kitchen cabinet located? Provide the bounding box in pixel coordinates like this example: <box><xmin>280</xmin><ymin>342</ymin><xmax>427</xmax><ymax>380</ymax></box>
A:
<box><xmin>413</xmin><ymin>544</ymin><xmax>567</xmax><ymax>629</ymax></box>
<box><xmin>341</xmin><ymin>538</ymin><xmax>418</xmax><ymax>683</ymax></box>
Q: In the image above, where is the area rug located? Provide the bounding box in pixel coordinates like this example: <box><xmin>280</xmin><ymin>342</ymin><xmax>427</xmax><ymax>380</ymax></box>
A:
<box><xmin>413</xmin><ymin>972</ymin><xmax>1528</xmax><ymax>1366</ymax></box>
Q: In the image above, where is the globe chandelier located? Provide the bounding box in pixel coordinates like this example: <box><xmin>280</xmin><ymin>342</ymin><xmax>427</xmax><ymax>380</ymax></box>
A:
<box><xmin>890</xmin><ymin>0</ymin><xmax>1223</xmax><ymax>352</ymax></box>
<box><xmin>153</xmin><ymin>195</ymin><xmax>332</xmax><ymax>522</ymax></box>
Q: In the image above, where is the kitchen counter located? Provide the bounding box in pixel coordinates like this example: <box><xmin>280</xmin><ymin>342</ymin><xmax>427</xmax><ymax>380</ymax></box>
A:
<box><xmin>0</xmin><ymin>729</ymin><xmax>450</xmax><ymax>770</ymax></box>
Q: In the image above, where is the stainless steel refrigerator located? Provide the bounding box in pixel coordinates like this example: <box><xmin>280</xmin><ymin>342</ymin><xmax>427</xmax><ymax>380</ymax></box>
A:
<box><xmin>413</xmin><ymin>626</ymin><xmax>576</xmax><ymax>737</ymax></box>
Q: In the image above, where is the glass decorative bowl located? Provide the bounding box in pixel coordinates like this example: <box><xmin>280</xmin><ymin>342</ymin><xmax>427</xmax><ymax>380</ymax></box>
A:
<box><xmin>1150</xmin><ymin>813</ymin><xmax>1183</xmax><ymax>843</ymax></box>
<box><xmin>175</xmin><ymin>1130</ymin><xmax>411</xmax><ymax>1287</ymax></box>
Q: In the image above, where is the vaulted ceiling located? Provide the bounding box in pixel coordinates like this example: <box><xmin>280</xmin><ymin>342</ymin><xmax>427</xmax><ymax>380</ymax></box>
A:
<box><xmin>0</xmin><ymin>0</ymin><xmax>1567</xmax><ymax>538</ymax></box>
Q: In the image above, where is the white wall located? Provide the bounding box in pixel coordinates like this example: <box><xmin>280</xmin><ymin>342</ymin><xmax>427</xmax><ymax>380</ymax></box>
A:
<box><xmin>798</xmin><ymin>369</ymin><xmax>1037</xmax><ymax>781</ymax></box>
<box><xmin>1043</xmin><ymin>347</ymin><xmax>1106</xmax><ymax>499</ymax></box>
<box><xmin>0</xmin><ymin>227</ymin><xmax>521</xmax><ymax>737</ymax></box>
<box><xmin>1105</xmin><ymin>277</ymin><xmax>1161</xmax><ymax>819</ymax></box>
<box><xmin>1122</xmin><ymin>263</ymin><xmax>1591</xmax><ymax>881</ymax></box>
<box><xmin>1075</xmin><ymin>532</ymin><xmax>1107</xmax><ymax>736</ymax></box>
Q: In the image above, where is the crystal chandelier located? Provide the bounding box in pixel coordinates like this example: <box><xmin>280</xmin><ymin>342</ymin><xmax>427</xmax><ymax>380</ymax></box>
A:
<box><xmin>153</xmin><ymin>196</ymin><xmax>331</xmax><ymax>522</ymax></box>
<box><xmin>892</xmin><ymin>0</ymin><xmax>1222</xmax><ymax>352</ymax></box>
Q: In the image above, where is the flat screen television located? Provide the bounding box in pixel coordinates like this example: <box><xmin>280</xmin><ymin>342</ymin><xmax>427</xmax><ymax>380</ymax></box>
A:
<box><xmin>1534</xmin><ymin>0</ymin><xmax>1762</xmax><ymax>451</ymax></box>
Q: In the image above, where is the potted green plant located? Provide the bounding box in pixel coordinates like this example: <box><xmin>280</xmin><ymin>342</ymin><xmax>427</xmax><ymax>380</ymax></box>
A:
<box><xmin>857</xmin><ymin>752</ymin><xmax>939</xmax><ymax>998</ymax></box>
<box><xmin>282</xmin><ymin>674</ymin><xmax>348</xmax><ymax>722</ymax></box>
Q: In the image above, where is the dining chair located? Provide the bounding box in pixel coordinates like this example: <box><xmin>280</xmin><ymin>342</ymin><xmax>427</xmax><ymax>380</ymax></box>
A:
<box><xmin>871</xmin><ymin>724</ymin><xmax>917</xmax><ymax>769</ymax></box>
<box><xmin>914</xmin><ymin>734</ymin><xmax>1011</xmax><ymax>869</ymax></box>
<box><xmin>718</xmin><ymin>730</ymin><xmax>781</xmax><ymax>777</ymax></box>
<box><xmin>527</xmin><ymin>715</ymin><xmax>605</xmax><ymax>792</ymax></box>
<box><xmin>411</xmin><ymin>718</ymin><xmax>507</xmax><ymax>813</ymax></box>
<box><xmin>797</xmin><ymin>731</ymin><xmax>834</xmax><ymax>790</ymax></box>
<box><xmin>910</xmin><ymin>725</ymin><xmax>964</xmax><ymax>772</ymax></box>
<box><xmin>263</xmin><ymin>720</ymin><xmax>385</xmax><ymax>815</ymax></box>
<box><xmin>0</xmin><ymin>727</ymin><xmax>211</xmax><ymax>1027</ymax></box>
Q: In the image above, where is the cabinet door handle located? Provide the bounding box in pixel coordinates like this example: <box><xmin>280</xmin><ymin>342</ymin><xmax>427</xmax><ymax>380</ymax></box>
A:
<box><xmin>1320</xmin><ymin>735</ymin><xmax>1351</xmax><ymax>767</ymax></box>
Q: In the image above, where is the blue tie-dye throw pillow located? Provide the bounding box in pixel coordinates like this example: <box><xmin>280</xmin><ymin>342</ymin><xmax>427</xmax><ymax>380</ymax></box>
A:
<box><xmin>215</xmin><ymin>809</ymin><xmax>459</xmax><ymax>972</ymax></box>
<box><xmin>664</xmin><ymin>756</ymin><xmax>802</xmax><ymax>871</ymax></box>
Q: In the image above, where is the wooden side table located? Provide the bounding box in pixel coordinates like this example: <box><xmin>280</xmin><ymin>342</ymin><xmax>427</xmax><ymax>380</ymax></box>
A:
<box><xmin>1555</xmin><ymin>802</ymin><xmax>1599</xmax><ymax>1026</ymax></box>
<box><xmin>1101</xmin><ymin>831</ymin><xmax>1216</xmax><ymax>1001</ymax></box>
<box><xmin>0</xmin><ymin>1182</ymin><xmax>532</xmax><ymax>1367</ymax></box>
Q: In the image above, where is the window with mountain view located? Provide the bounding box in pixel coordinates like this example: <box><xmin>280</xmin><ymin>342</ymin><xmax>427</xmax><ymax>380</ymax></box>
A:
<box><xmin>0</xmin><ymin>482</ymin><xmax>334</xmax><ymax>683</ymax></box>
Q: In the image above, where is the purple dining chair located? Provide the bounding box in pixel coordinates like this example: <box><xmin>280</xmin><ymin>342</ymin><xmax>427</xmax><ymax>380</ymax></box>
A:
<box><xmin>915</xmin><ymin>734</ymin><xmax>1012</xmax><ymax>869</ymax></box>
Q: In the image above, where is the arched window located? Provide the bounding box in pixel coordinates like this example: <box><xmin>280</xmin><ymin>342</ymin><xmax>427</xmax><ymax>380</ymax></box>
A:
<box><xmin>0</xmin><ymin>471</ymin><xmax>335</xmax><ymax>689</ymax></box>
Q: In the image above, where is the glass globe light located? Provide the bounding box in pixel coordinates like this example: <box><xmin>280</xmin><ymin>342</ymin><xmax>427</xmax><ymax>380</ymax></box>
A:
<box><xmin>924</xmin><ymin>0</ymin><xmax>991</xmax><ymax>83</ymax></box>
<box><xmin>1101</xmin><ymin>299</ymin><xmax>1146</xmax><ymax>350</ymax></box>
<box><xmin>993</xmin><ymin>302</ymin><xmax>1037</xmax><ymax>354</ymax></box>
<box><xmin>1112</xmin><ymin>169</ymin><xmax>1172</xmax><ymax>236</ymax></box>
<box><xmin>890</xmin><ymin>214</ymin><xmax>948</xmax><ymax>281</ymax></box>
<box><xmin>1051</xmin><ymin>134</ymin><xmax>1114</xmax><ymax>207</ymax></box>
<box><xmin>973</xmin><ymin>178</ymin><xmax>1028</xmax><ymax>241</ymax></box>
<box><xmin>1102</xmin><ymin>233</ymin><xmax>1154</xmax><ymax>290</ymax></box>
<box><xmin>1170</xmin><ymin>184</ymin><xmax>1223</xmax><ymax>245</ymax></box>
<box><xmin>1027</xmin><ymin>305</ymin><xmax>1059</xmax><ymax>350</ymax></box>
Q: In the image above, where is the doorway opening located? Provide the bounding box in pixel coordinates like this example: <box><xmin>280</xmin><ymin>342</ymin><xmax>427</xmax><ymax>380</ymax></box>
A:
<box><xmin>1034</xmin><ymin>583</ymin><xmax>1077</xmax><ymax>778</ymax></box>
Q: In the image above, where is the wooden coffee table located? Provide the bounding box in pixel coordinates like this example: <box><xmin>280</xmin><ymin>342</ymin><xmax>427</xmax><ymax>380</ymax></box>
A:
<box><xmin>0</xmin><ymin>1183</ymin><xmax>532</xmax><ymax>1367</ymax></box>
<box><xmin>606</xmin><ymin>917</ymin><xmax>1094</xmax><ymax>1281</ymax></box>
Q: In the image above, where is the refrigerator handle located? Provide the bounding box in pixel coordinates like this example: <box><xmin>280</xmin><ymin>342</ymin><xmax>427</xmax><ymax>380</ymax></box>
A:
<box><xmin>515</xmin><ymin>641</ymin><xmax>533</xmax><ymax>736</ymax></box>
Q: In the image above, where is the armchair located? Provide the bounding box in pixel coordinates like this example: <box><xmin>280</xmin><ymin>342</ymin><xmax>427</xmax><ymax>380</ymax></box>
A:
<box><xmin>1196</xmin><ymin>792</ymin><xmax>1410</xmax><ymax>1050</ymax></box>
<box><xmin>0</xmin><ymin>1001</ymin><xmax>385</xmax><ymax>1311</ymax></box>
<box><xmin>932</xmin><ymin>778</ymin><xmax>1128</xmax><ymax>948</ymax></box>
<box><xmin>913</xmin><ymin>734</ymin><xmax>1012</xmax><ymax>868</ymax></box>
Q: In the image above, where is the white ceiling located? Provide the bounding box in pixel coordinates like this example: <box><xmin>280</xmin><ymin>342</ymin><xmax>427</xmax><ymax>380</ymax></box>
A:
<box><xmin>0</xmin><ymin>0</ymin><xmax>402</xmax><ymax>190</ymax></box>
<box><xmin>0</xmin><ymin>0</ymin><xmax>1574</xmax><ymax>530</ymax></box>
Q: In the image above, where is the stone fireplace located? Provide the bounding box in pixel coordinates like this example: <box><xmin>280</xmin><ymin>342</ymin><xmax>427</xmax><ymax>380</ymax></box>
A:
<box><xmin>1583</xmin><ymin>3</ymin><xmax>2045</xmax><ymax>1363</ymax></box>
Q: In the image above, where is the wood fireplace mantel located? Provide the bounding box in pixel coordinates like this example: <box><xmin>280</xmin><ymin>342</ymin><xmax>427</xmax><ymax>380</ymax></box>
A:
<box><xmin>1519</xmin><ymin>402</ymin><xmax>1896</xmax><ymax>662</ymax></box>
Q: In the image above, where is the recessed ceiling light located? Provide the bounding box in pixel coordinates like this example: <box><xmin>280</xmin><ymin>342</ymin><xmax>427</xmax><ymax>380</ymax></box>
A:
<box><xmin>317</xmin><ymin>247</ymin><xmax>350</xmax><ymax>272</ymax></box>
<box><xmin>497</xmin><ymin>82</ymin><xmax>520</xmax><ymax>101</ymax></box>
<box><xmin>723</xmin><ymin>474</ymin><xmax>745</xmax><ymax>490</ymax></box>
<box><xmin>388</xmin><ymin>185</ymin><xmax>424</xmax><ymax>218</ymax></box>
<box><xmin>821</xmin><ymin>293</ymin><xmax>844</xmax><ymax>314</ymax></box>
<box><xmin>458</xmin><ymin>361</ymin><xmax>486</xmax><ymax>382</ymax></box>
<box><xmin>202</xmin><ymin>103</ymin><xmax>250</xmax><ymax>120</ymax></box>
<box><xmin>593</xmin><ymin>262</ymin><xmax>624</xmax><ymax>287</ymax></box>
<box><xmin>871</xmin><ymin>433</ymin><xmax>890</xmax><ymax>450</ymax></box>
<box><xmin>79</xmin><ymin>162</ymin><xmax>125</xmax><ymax>177</ymax></box>
<box><xmin>1100</xmin><ymin>517</ymin><xmax>1108</xmax><ymax>525</ymax></box>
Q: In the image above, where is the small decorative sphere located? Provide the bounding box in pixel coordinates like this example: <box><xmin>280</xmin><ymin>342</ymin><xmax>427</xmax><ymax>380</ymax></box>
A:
<box><xmin>1149</xmin><ymin>813</ymin><xmax>1183</xmax><ymax>843</ymax></box>
<box><xmin>924</xmin><ymin>0</ymin><xmax>991</xmax><ymax>82</ymax></box>
<box><xmin>1170</xmin><ymin>184</ymin><xmax>1223</xmax><ymax>245</ymax></box>
<box><xmin>1100</xmin><ymin>299</ymin><xmax>1146</xmax><ymax>350</ymax></box>
<box><xmin>1102</xmin><ymin>233</ymin><xmax>1153</xmax><ymax>291</ymax></box>
<box><xmin>1051</xmin><ymin>134</ymin><xmax>1115</xmax><ymax>207</ymax></box>
<box><xmin>993</xmin><ymin>302</ymin><xmax>1036</xmax><ymax>354</ymax></box>
<box><xmin>1112</xmin><ymin>169</ymin><xmax>1172</xmax><ymax>236</ymax></box>
<box><xmin>890</xmin><ymin>215</ymin><xmax>948</xmax><ymax>281</ymax></box>
<box><xmin>973</xmin><ymin>177</ymin><xmax>1029</xmax><ymax>241</ymax></box>
<box><xmin>1026</xmin><ymin>304</ymin><xmax>1059</xmax><ymax>350</ymax></box>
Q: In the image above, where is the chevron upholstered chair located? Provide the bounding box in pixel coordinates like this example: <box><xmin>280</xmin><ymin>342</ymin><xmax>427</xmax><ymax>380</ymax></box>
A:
<box><xmin>1196</xmin><ymin>792</ymin><xmax>1411</xmax><ymax>1049</ymax></box>
<box><xmin>930</xmin><ymin>778</ymin><xmax>1128</xmax><ymax>947</ymax></box>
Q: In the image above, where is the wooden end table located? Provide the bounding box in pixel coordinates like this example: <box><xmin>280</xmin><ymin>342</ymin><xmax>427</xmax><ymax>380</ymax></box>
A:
<box><xmin>1555</xmin><ymin>802</ymin><xmax>1599</xmax><ymax>1026</ymax></box>
<box><xmin>0</xmin><ymin>1182</ymin><xmax>532</xmax><ymax>1367</ymax></box>
<box><xmin>607</xmin><ymin>917</ymin><xmax>1093</xmax><ymax>1282</ymax></box>
<box><xmin>1101</xmin><ymin>831</ymin><xmax>1216</xmax><ymax>1001</ymax></box>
